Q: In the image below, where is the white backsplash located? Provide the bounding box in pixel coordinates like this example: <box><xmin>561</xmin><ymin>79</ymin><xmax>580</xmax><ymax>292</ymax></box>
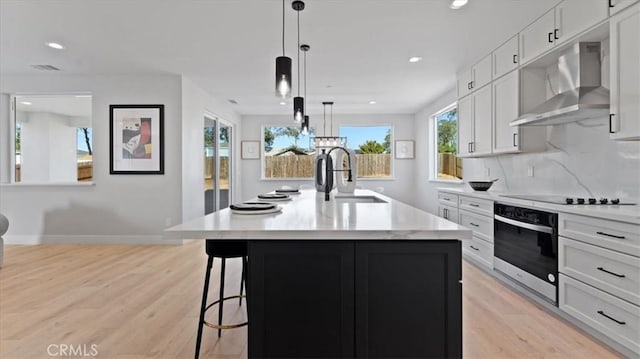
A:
<box><xmin>463</xmin><ymin>118</ymin><xmax>640</xmax><ymax>201</ymax></box>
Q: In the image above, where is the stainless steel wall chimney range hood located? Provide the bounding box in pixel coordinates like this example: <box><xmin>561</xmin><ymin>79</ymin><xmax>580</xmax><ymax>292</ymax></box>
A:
<box><xmin>510</xmin><ymin>42</ymin><xmax>609</xmax><ymax>127</ymax></box>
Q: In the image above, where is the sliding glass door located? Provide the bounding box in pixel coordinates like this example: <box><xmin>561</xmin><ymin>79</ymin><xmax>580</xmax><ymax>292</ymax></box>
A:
<box><xmin>204</xmin><ymin>115</ymin><xmax>232</xmax><ymax>214</ymax></box>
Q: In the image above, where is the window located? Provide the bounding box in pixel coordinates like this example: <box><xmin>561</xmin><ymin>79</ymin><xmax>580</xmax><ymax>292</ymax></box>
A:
<box><xmin>339</xmin><ymin>125</ymin><xmax>392</xmax><ymax>178</ymax></box>
<box><xmin>263</xmin><ymin>125</ymin><xmax>315</xmax><ymax>179</ymax></box>
<box><xmin>433</xmin><ymin>104</ymin><xmax>462</xmax><ymax>181</ymax></box>
<box><xmin>13</xmin><ymin>94</ymin><xmax>93</xmax><ymax>183</ymax></box>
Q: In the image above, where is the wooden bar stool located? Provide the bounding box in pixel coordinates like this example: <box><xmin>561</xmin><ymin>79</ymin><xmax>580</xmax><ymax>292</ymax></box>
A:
<box><xmin>195</xmin><ymin>240</ymin><xmax>248</xmax><ymax>358</ymax></box>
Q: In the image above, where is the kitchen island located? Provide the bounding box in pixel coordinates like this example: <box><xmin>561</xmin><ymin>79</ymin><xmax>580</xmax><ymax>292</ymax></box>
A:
<box><xmin>166</xmin><ymin>189</ymin><xmax>472</xmax><ymax>358</ymax></box>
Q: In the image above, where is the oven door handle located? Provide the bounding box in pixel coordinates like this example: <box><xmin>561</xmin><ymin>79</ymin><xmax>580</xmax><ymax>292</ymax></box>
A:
<box><xmin>494</xmin><ymin>214</ymin><xmax>554</xmax><ymax>234</ymax></box>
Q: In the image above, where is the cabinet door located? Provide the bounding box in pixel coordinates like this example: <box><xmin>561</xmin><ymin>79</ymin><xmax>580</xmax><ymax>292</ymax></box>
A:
<box><xmin>473</xmin><ymin>54</ymin><xmax>493</xmax><ymax>90</ymax></box>
<box><xmin>555</xmin><ymin>0</ymin><xmax>608</xmax><ymax>45</ymax></box>
<box><xmin>457</xmin><ymin>96</ymin><xmax>474</xmax><ymax>157</ymax></box>
<box><xmin>610</xmin><ymin>2</ymin><xmax>640</xmax><ymax>140</ymax></box>
<box><xmin>457</xmin><ymin>68</ymin><xmax>472</xmax><ymax>98</ymax></box>
<box><xmin>355</xmin><ymin>241</ymin><xmax>462</xmax><ymax>359</ymax></box>
<box><xmin>248</xmin><ymin>241</ymin><xmax>355</xmax><ymax>358</ymax></box>
<box><xmin>520</xmin><ymin>9</ymin><xmax>556</xmax><ymax>64</ymax></box>
<box><xmin>493</xmin><ymin>70</ymin><xmax>520</xmax><ymax>153</ymax></box>
<box><xmin>472</xmin><ymin>85</ymin><xmax>493</xmax><ymax>156</ymax></box>
<box><xmin>438</xmin><ymin>204</ymin><xmax>459</xmax><ymax>223</ymax></box>
<box><xmin>493</xmin><ymin>35</ymin><xmax>519</xmax><ymax>79</ymax></box>
<box><xmin>610</xmin><ymin>0</ymin><xmax>640</xmax><ymax>15</ymax></box>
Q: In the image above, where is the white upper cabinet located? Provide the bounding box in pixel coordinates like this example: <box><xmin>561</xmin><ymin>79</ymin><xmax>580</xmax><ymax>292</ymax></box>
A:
<box><xmin>492</xmin><ymin>70</ymin><xmax>520</xmax><ymax>153</ymax></box>
<box><xmin>610</xmin><ymin>0</ymin><xmax>640</xmax><ymax>15</ymax></box>
<box><xmin>457</xmin><ymin>86</ymin><xmax>492</xmax><ymax>158</ymax></box>
<box><xmin>610</xmin><ymin>2</ymin><xmax>640</xmax><ymax>140</ymax></box>
<box><xmin>457</xmin><ymin>55</ymin><xmax>492</xmax><ymax>98</ymax></box>
<box><xmin>519</xmin><ymin>9</ymin><xmax>556</xmax><ymax>64</ymax></box>
<box><xmin>555</xmin><ymin>0</ymin><xmax>608</xmax><ymax>45</ymax></box>
<box><xmin>493</xmin><ymin>35</ymin><xmax>519</xmax><ymax>79</ymax></box>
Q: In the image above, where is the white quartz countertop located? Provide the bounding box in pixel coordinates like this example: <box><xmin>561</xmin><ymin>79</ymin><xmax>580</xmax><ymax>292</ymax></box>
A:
<box><xmin>166</xmin><ymin>189</ymin><xmax>473</xmax><ymax>240</ymax></box>
<box><xmin>438</xmin><ymin>187</ymin><xmax>640</xmax><ymax>224</ymax></box>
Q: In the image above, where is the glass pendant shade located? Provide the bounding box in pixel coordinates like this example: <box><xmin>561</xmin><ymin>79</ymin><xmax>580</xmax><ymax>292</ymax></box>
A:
<box><xmin>294</xmin><ymin>96</ymin><xmax>304</xmax><ymax>122</ymax></box>
<box><xmin>301</xmin><ymin>115</ymin><xmax>309</xmax><ymax>135</ymax></box>
<box><xmin>275</xmin><ymin>56</ymin><xmax>292</xmax><ymax>98</ymax></box>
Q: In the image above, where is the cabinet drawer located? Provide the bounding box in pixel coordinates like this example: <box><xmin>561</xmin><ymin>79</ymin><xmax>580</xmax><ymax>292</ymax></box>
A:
<box><xmin>459</xmin><ymin>196</ymin><xmax>493</xmax><ymax>216</ymax></box>
<box><xmin>462</xmin><ymin>236</ymin><xmax>493</xmax><ymax>269</ymax></box>
<box><xmin>438</xmin><ymin>192</ymin><xmax>459</xmax><ymax>206</ymax></box>
<box><xmin>438</xmin><ymin>204</ymin><xmax>459</xmax><ymax>224</ymax></box>
<box><xmin>559</xmin><ymin>274</ymin><xmax>640</xmax><ymax>354</ymax></box>
<box><xmin>559</xmin><ymin>213</ymin><xmax>640</xmax><ymax>256</ymax></box>
<box><xmin>459</xmin><ymin>209</ymin><xmax>493</xmax><ymax>243</ymax></box>
<box><xmin>559</xmin><ymin>237</ymin><xmax>640</xmax><ymax>306</ymax></box>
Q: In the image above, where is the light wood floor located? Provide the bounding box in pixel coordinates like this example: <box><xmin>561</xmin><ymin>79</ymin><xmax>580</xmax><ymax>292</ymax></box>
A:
<box><xmin>0</xmin><ymin>241</ymin><xmax>621</xmax><ymax>358</ymax></box>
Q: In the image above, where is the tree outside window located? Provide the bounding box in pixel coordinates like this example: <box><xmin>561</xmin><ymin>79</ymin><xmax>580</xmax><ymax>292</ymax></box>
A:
<box><xmin>435</xmin><ymin>106</ymin><xmax>462</xmax><ymax>180</ymax></box>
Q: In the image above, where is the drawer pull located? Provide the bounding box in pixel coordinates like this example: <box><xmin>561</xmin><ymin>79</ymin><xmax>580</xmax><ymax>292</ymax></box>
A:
<box><xmin>443</xmin><ymin>197</ymin><xmax>451</xmax><ymax>201</ymax></box>
<box><xmin>596</xmin><ymin>231</ymin><xmax>625</xmax><ymax>239</ymax></box>
<box><xmin>597</xmin><ymin>267</ymin><xmax>626</xmax><ymax>278</ymax></box>
<box><xmin>597</xmin><ymin>310</ymin><xmax>626</xmax><ymax>325</ymax></box>
<box><xmin>469</xmin><ymin>203</ymin><xmax>480</xmax><ymax>207</ymax></box>
<box><xmin>469</xmin><ymin>222</ymin><xmax>479</xmax><ymax>227</ymax></box>
<box><xmin>469</xmin><ymin>245</ymin><xmax>480</xmax><ymax>251</ymax></box>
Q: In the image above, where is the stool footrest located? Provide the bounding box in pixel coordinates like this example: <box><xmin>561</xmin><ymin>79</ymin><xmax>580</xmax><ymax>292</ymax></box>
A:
<box><xmin>203</xmin><ymin>294</ymin><xmax>248</xmax><ymax>329</ymax></box>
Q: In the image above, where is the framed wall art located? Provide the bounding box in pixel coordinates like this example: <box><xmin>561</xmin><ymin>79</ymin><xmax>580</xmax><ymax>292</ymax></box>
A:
<box><xmin>241</xmin><ymin>140</ymin><xmax>261</xmax><ymax>159</ymax></box>
<box><xmin>395</xmin><ymin>140</ymin><xmax>415</xmax><ymax>159</ymax></box>
<box><xmin>110</xmin><ymin>104</ymin><xmax>164</xmax><ymax>174</ymax></box>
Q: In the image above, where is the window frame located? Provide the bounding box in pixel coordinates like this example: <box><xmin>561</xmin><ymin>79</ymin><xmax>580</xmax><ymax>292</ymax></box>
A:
<box><xmin>8</xmin><ymin>93</ymin><xmax>94</xmax><ymax>186</ymax></box>
<box><xmin>261</xmin><ymin>124</ymin><xmax>316</xmax><ymax>181</ymax></box>
<box><xmin>430</xmin><ymin>103</ymin><xmax>463</xmax><ymax>183</ymax></box>
<box><xmin>338</xmin><ymin>123</ymin><xmax>395</xmax><ymax>180</ymax></box>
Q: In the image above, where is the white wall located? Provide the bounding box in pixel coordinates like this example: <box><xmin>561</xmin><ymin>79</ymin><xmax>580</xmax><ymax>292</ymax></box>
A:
<box><xmin>181</xmin><ymin>76</ymin><xmax>241</xmax><ymax>222</ymax></box>
<box><xmin>18</xmin><ymin>111</ymin><xmax>77</xmax><ymax>182</ymax></box>
<box><xmin>0</xmin><ymin>74</ymin><xmax>183</xmax><ymax>244</ymax></box>
<box><xmin>411</xmin><ymin>88</ymin><xmax>462</xmax><ymax>214</ymax></box>
<box><xmin>240</xmin><ymin>114</ymin><xmax>416</xmax><ymax>204</ymax></box>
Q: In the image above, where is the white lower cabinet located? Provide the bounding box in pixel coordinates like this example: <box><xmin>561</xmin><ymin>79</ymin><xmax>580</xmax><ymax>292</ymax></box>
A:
<box><xmin>560</xmin><ymin>274</ymin><xmax>640</xmax><ymax>354</ymax></box>
<box><xmin>438</xmin><ymin>204</ymin><xmax>459</xmax><ymax>223</ymax></box>
<box><xmin>463</xmin><ymin>236</ymin><xmax>494</xmax><ymax>269</ymax></box>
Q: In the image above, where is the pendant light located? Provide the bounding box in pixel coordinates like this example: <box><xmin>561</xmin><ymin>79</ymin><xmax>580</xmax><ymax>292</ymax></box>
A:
<box><xmin>301</xmin><ymin>44</ymin><xmax>310</xmax><ymax>135</ymax></box>
<box><xmin>275</xmin><ymin>0</ymin><xmax>292</xmax><ymax>98</ymax></box>
<box><xmin>292</xmin><ymin>0</ymin><xmax>305</xmax><ymax>122</ymax></box>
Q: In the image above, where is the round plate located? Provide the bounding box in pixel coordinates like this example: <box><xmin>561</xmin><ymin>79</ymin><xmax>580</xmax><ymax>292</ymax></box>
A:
<box><xmin>231</xmin><ymin>206</ymin><xmax>282</xmax><ymax>215</ymax></box>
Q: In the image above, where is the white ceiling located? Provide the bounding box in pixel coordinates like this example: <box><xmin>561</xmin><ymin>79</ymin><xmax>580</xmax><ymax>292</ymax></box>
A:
<box><xmin>0</xmin><ymin>0</ymin><xmax>559</xmax><ymax>115</ymax></box>
<box><xmin>15</xmin><ymin>95</ymin><xmax>92</xmax><ymax>117</ymax></box>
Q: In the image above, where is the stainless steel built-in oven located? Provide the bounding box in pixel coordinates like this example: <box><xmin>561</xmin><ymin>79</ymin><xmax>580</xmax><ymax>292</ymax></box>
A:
<box><xmin>494</xmin><ymin>203</ymin><xmax>558</xmax><ymax>304</ymax></box>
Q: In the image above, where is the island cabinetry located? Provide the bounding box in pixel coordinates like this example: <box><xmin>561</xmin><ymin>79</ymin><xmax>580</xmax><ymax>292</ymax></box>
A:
<box><xmin>248</xmin><ymin>240</ymin><xmax>462</xmax><ymax>359</ymax></box>
<box><xmin>558</xmin><ymin>213</ymin><xmax>640</xmax><ymax>354</ymax></box>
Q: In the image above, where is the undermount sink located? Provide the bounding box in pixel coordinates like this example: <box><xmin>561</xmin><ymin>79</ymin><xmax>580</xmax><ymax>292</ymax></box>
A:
<box><xmin>333</xmin><ymin>195</ymin><xmax>388</xmax><ymax>204</ymax></box>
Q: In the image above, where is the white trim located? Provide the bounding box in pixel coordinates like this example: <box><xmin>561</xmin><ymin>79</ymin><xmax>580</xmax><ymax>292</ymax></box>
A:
<box><xmin>0</xmin><ymin>182</ymin><xmax>95</xmax><ymax>187</ymax></box>
<box><xmin>429</xmin><ymin>179</ymin><xmax>464</xmax><ymax>184</ymax></box>
<box><xmin>3</xmin><ymin>234</ymin><xmax>181</xmax><ymax>245</ymax></box>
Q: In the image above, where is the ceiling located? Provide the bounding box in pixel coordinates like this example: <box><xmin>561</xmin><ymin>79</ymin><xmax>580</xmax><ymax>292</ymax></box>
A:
<box><xmin>14</xmin><ymin>95</ymin><xmax>92</xmax><ymax>117</ymax></box>
<box><xmin>0</xmin><ymin>0</ymin><xmax>560</xmax><ymax>115</ymax></box>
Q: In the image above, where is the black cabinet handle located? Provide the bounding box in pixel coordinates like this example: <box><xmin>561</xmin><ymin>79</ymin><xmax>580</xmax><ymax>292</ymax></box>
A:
<box><xmin>513</xmin><ymin>133</ymin><xmax>518</xmax><ymax>147</ymax></box>
<box><xmin>443</xmin><ymin>197</ymin><xmax>451</xmax><ymax>201</ymax></box>
<box><xmin>597</xmin><ymin>231</ymin><xmax>626</xmax><ymax>239</ymax></box>
<box><xmin>468</xmin><ymin>82</ymin><xmax>471</xmax><ymax>90</ymax></box>
<box><xmin>469</xmin><ymin>245</ymin><xmax>479</xmax><ymax>251</ymax></box>
<box><xmin>469</xmin><ymin>222</ymin><xmax>479</xmax><ymax>227</ymax></box>
<box><xmin>609</xmin><ymin>0</ymin><xmax>615</xmax><ymax>8</ymax></box>
<box><xmin>609</xmin><ymin>114</ymin><xmax>615</xmax><ymax>134</ymax></box>
<box><xmin>548</xmin><ymin>32</ymin><xmax>554</xmax><ymax>43</ymax></box>
<box><xmin>512</xmin><ymin>54</ymin><xmax>518</xmax><ymax>64</ymax></box>
<box><xmin>469</xmin><ymin>203</ymin><xmax>480</xmax><ymax>207</ymax></box>
<box><xmin>443</xmin><ymin>208</ymin><xmax>448</xmax><ymax>219</ymax></box>
<box><xmin>597</xmin><ymin>267</ymin><xmax>626</xmax><ymax>278</ymax></box>
<box><xmin>468</xmin><ymin>142</ymin><xmax>472</xmax><ymax>153</ymax></box>
<box><xmin>597</xmin><ymin>310</ymin><xmax>626</xmax><ymax>325</ymax></box>
<box><xmin>554</xmin><ymin>29</ymin><xmax>559</xmax><ymax>40</ymax></box>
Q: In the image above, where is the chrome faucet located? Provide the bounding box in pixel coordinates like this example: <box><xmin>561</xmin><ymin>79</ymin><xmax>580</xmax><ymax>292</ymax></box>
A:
<box><xmin>324</xmin><ymin>146</ymin><xmax>353</xmax><ymax>201</ymax></box>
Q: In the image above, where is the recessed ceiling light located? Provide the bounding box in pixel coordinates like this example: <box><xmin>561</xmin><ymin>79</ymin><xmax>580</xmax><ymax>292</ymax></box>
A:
<box><xmin>369</xmin><ymin>101</ymin><xmax>377</xmax><ymax>105</ymax></box>
<box><xmin>409</xmin><ymin>57</ymin><xmax>422</xmax><ymax>63</ymax></box>
<box><xmin>46</xmin><ymin>42</ymin><xmax>65</xmax><ymax>50</ymax></box>
<box><xmin>280</xmin><ymin>101</ymin><xmax>287</xmax><ymax>105</ymax></box>
<box><xmin>20</xmin><ymin>101</ymin><xmax>32</xmax><ymax>105</ymax></box>
<box><xmin>449</xmin><ymin>0</ymin><xmax>468</xmax><ymax>9</ymax></box>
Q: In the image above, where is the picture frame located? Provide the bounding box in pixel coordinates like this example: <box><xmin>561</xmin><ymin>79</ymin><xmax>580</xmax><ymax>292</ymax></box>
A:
<box><xmin>109</xmin><ymin>104</ymin><xmax>164</xmax><ymax>174</ymax></box>
<box><xmin>395</xmin><ymin>140</ymin><xmax>415</xmax><ymax>159</ymax></box>
<box><xmin>241</xmin><ymin>140</ymin><xmax>261</xmax><ymax>159</ymax></box>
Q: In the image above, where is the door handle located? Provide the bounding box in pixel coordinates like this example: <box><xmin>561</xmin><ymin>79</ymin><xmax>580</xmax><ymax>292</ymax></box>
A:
<box><xmin>609</xmin><ymin>0</ymin><xmax>615</xmax><ymax>8</ymax></box>
<box><xmin>548</xmin><ymin>32</ymin><xmax>554</xmax><ymax>43</ymax></box>
<box><xmin>468</xmin><ymin>142</ymin><xmax>472</xmax><ymax>153</ymax></box>
<box><xmin>554</xmin><ymin>29</ymin><xmax>559</xmax><ymax>40</ymax></box>
<box><xmin>513</xmin><ymin>133</ymin><xmax>518</xmax><ymax>147</ymax></box>
<box><xmin>512</xmin><ymin>54</ymin><xmax>518</xmax><ymax>64</ymax></box>
<box><xmin>597</xmin><ymin>267</ymin><xmax>626</xmax><ymax>278</ymax></box>
<box><xmin>597</xmin><ymin>310</ymin><xmax>626</xmax><ymax>325</ymax></box>
<box><xmin>609</xmin><ymin>114</ymin><xmax>615</xmax><ymax>134</ymax></box>
<box><xmin>470</xmin><ymin>81</ymin><xmax>475</xmax><ymax>89</ymax></box>
<box><xmin>468</xmin><ymin>82</ymin><xmax>471</xmax><ymax>90</ymax></box>
<box><xmin>469</xmin><ymin>203</ymin><xmax>480</xmax><ymax>207</ymax></box>
<box><xmin>443</xmin><ymin>208</ymin><xmax>448</xmax><ymax>219</ymax></box>
<box><xmin>469</xmin><ymin>222</ymin><xmax>479</xmax><ymax>227</ymax></box>
<box><xmin>469</xmin><ymin>245</ymin><xmax>480</xmax><ymax>251</ymax></box>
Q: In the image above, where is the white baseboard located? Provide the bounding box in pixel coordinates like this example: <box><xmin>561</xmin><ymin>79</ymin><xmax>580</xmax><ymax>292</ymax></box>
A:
<box><xmin>3</xmin><ymin>234</ymin><xmax>182</xmax><ymax>245</ymax></box>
